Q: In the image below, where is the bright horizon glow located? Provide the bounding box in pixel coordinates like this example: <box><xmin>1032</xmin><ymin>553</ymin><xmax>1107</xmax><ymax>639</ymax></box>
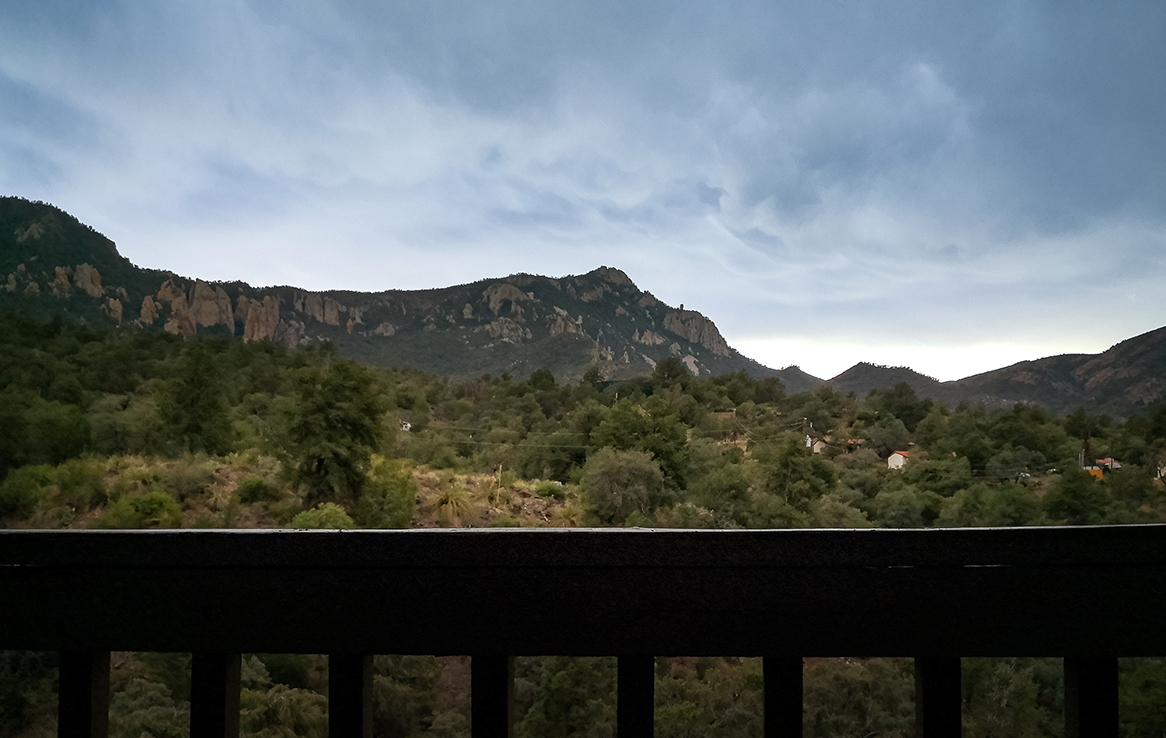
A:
<box><xmin>731</xmin><ymin>337</ymin><xmax>1107</xmax><ymax>383</ymax></box>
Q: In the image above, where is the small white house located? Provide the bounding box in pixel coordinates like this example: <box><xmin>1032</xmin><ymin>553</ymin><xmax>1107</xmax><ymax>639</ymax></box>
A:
<box><xmin>888</xmin><ymin>451</ymin><xmax>909</xmax><ymax>470</ymax></box>
<box><xmin>811</xmin><ymin>438</ymin><xmax>829</xmax><ymax>454</ymax></box>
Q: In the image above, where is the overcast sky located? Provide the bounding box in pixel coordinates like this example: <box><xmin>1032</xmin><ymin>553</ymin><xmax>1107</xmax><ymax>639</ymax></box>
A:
<box><xmin>2</xmin><ymin>2</ymin><xmax>1164</xmax><ymax>381</ymax></box>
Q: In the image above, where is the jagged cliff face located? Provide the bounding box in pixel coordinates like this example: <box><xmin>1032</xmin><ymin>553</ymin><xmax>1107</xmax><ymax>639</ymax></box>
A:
<box><xmin>0</xmin><ymin>197</ymin><xmax>798</xmax><ymax>386</ymax></box>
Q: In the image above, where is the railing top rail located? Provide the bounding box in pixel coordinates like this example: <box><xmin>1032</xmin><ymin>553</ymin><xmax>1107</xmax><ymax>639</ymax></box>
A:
<box><xmin>2</xmin><ymin>524</ymin><xmax>1164</xmax><ymax>569</ymax></box>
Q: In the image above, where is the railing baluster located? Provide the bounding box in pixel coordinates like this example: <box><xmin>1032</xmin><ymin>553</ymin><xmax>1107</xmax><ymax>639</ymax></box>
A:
<box><xmin>330</xmin><ymin>654</ymin><xmax>373</xmax><ymax>738</ymax></box>
<box><xmin>1064</xmin><ymin>657</ymin><xmax>1118</xmax><ymax>738</ymax></box>
<box><xmin>58</xmin><ymin>650</ymin><xmax>110</xmax><ymax>738</ymax></box>
<box><xmin>471</xmin><ymin>654</ymin><xmax>514</xmax><ymax>738</ymax></box>
<box><xmin>617</xmin><ymin>655</ymin><xmax>654</xmax><ymax>737</ymax></box>
<box><xmin>914</xmin><ymin>657</ymin><xmax>961</xmax><ymax>738</ymax></box>
<box><xmin>190</xmin><ymin>651</ymin><xmax>241</xmax><ymax>738</ymax></box>
<box><xmin>764</xmin><ymin>656</ymin><xmax>802</xmax><ymax>736</ymax></box>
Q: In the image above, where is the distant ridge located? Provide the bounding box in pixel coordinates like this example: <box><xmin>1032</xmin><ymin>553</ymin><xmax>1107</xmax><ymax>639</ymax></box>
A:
<box><xmin>827</xmin><ymin>331</ymin><xmax>1166</xmax><ymax>418</ymax></box>
<box><xmin>828</xmin><ymin>363</ymin><xmax>941</xmax><ymax>398</ymax></box>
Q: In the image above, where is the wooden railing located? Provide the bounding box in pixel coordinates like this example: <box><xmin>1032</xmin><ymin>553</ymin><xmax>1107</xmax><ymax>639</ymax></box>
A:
<box><xmin>2</xmin><ymin>525</ymin><xmax>1164</xmax><ymax>738</ymax></box>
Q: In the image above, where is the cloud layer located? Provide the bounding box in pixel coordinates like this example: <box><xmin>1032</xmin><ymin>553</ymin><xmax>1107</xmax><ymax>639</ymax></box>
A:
<box><xmin>2</xmin><ymin>1</ymin><xmax>1164</xmax><ymax>379</ymax></box>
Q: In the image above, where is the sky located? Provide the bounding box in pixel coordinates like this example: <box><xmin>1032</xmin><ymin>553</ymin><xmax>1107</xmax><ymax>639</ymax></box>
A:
<box><xmin>2</xmin><ymin>2</ymin><xmax>1164</xmax><ymax>381</ymax></box>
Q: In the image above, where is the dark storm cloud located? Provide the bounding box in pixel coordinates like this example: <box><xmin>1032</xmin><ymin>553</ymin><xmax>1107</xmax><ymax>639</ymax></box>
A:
<box><xmin>1</xmin><ymin>0</ymin><xmax>1164</xmax><ymax>378</ymax></box>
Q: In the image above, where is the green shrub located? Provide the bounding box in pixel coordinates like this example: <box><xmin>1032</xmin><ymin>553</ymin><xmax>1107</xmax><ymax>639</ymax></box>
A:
<box><xmin>160</xmin><ymin>459</ymin><xmax>216</xmax><ymax>503</ymax></box>
<box><xmin>534</xmin><ymin>480</ymin><xmax>565</xmax><ymax>499</ymax></box>
<box><xmin>237</xmin><ymin>477</ymin><xmax>281</xmax><ymax>504</ymax></box>
<box><xmin>354</xmin><ymin>456</ymin><xmax>415</xmax><ymax>528</ymax></box>
<box><xmin>291</xmin><ymin>502</ymin><xmax>355</xmax><ymax>529</ymax></box>
<box><xmin>95</xmin><ymin>490</ymin><xmax>182</xmax><ymax>528</ymax></box>
<box><xmin>581</xmin><ymin>447</ymin><xmax>663</xmax><ymax>525</ymax></box>
<box><xmin>54</xmin><ymin>458</ymin><xmax>107</xmax><ymax>509</ymax></box>
<box><xmin>0</xmin><ymin>465</ymin><xmax>54</xmax><ymax>519</ymax></box>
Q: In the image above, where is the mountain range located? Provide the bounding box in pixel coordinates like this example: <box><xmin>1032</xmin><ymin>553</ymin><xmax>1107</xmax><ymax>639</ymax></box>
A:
<box><xmin>2</xmin><ymin>196</ymin><xmax>1163</xmax><ymax>417</ymax></box>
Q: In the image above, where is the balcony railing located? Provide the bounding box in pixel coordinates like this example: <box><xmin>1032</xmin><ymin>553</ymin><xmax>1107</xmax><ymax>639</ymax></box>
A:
<box><xmin>2</xmin><ymin>525</ymin><xmax>1164</xmax><ymax>738</ymax></box>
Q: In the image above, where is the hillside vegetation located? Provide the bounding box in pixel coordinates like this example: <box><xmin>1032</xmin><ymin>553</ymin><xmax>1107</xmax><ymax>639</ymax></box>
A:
<box><xmin>3</xmin><ymin>313</ymin><xmax>1166</xmax><ymax>737</ymax></box>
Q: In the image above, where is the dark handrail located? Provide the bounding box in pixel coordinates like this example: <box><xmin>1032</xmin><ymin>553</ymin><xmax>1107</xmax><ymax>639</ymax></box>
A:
<box><xmin>2</xmin><ymin>525</ymin><xmax>1162</xmax><ymax>737</ymax></box>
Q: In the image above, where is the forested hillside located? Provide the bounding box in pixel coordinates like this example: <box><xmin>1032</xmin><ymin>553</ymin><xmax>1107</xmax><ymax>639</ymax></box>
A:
<box><xmin>2</xmin><ymin>313</ymin><xmax>1166</xmax><ymax>737</ymax></box>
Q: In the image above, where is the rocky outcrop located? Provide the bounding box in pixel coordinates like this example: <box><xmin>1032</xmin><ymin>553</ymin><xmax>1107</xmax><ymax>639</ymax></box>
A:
<box><xmin>156</xmin><ymin>279</ymin><xmax>196</xmax><ymax>338</ymax></box>
<box><xmin>638</xmin><ymin>292</ymin><xmax>658</xmax><ymax>308</ymax></box>
<box><xmin>157</xmin><ymin>279</ymin><xmax>185</xmax><ymax>303</ymax></box>
<box><xmin>15</xmin><ymin>222</ymin><xmax>44</xmax><ymax>242</ymax></box>
<box><xmin>296</xmin><ymin>292</ymin><xmax>343</xmax><ymax>326</ymax></box>
<box><xmin>324</xmin><ymin>297</ymin><xmax>342</xmax><ymax>326</ymax></box>
<box><xmin>372</xmin><ymin>322</ymin><xmax>396</xmax><ymax>336</ymax></box>
<box><xmin>483</xmin><ymin>282</ymin><xmax>530</xmax><ymax>315</ymax></box>
<box><xmin>140</xmin><ymin>296</ymin><xmax>159</xmax><ymax>324</ymax></box>
<box><xmin>51</xmin><ymin>267</ymin><xmax>73</xmax><ymax>296</ymax></box>
<box><xmin>164</xmin><ymin>310</ymin><xmax>196</xmax><ymax>339</ymax></box>
<box><xmin>593</xmin><ymin>266</ymin><xmax>633</xmax><ymax>286</ymax></box>
<box><xmin>547</xmin><ymin>312</ymin><xmax>580</xmax><ymax>337</ymax></box>
<box><xmin>681</xmin><ymin>355</ymin><xmax>700</xmax><ymax>376</ymax></box>
<box><xmin>73</xmin><ymin>264</ymin><xmax>103</xmax><ymax>297</ymax></box>
<box><xmin>189</xmin><ymin>280</ymin><xmax>234</xmax><ymax>330</ymax></box>
<box><xmin>663</xmin><ymin>309</ymin><xmax>731</xmax><ymax>357</ymax></box>
<box><xmin>242</xmin><ymin>296</ymin><xmax>281</xmax><ymax>342</ymax></box>
<box><xmin>5</xmin><ymin>274</ymin><xmax>16</xmax><ymax>293</ymax></box>
<box><xmin>105</xmin><ymin>298</ymin><xmax>123</xmax><ymax>324</ymax></box>
<box><xmin>344</xmin><ymin>306</ymin><xmax>363</xmax><ymax>334</ymax></box>
<box><xmin>634</xmin><ymin>329</ymin><xmax>666</xmax><ymax>346</ymax></box>
<box><xmin>23</xmin><ymin>281</ymin><xmax>39</xmax><ymax>296</ymax></box>
<box><xmin>483</xmin><ymin>318</ymin><xmax>531</xmax><ymax>343</ymax></box>
<box><xmin>273</xmin><ymin>319</ymin><xmax>305</xmax><ymax>349</ymax></box>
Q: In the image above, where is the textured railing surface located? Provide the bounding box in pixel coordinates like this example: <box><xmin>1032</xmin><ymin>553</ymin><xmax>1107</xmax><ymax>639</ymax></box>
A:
<box><xmin>2</xmin><ymin>525</ymin><xmax>1164</xmax><ymax>737</ymax></box>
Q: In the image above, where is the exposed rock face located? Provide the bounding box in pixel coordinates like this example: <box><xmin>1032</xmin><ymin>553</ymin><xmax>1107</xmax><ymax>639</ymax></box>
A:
<box><xmin>547</xmin><ymin>311</ymin><xmax>580</xmax><ymax>337</ymax></box>
<box><xmin>483</xmin><ymin>282</ymin><xmax>530</xmax><ymax>315</ymax></box>
<box><xmin>323</xmin><ymin>297</ymin><xmax>342</xmax><ymax>326</ymax></box>
<box><xmin>1125</xmin><ymin>378</ymin><xmax>1164</xmax><ymax>405</ymax></box>
<box><xmin>372</xmin><ymin>322</ymin><xmax>396</xmax><ymax>336</ymax></box>
<box><xmin>164</xmin><ymin>310</ymin><xmax>196</xmax><ymax>338</ymax></box>
<box><xmin>634</xmin><ymin>329</ymin><xmax>666</xmax><ymax>346</ymax></box>
<box><xmin>105</xmin><ymin>298</ymin><xmax>123</xmax><ymax>324</ymax></box>
<box><xmin>302</xmin><ymin>293</ymin><xmax>323</xmax><ymax>321</ymax></box>
<box><xmin>156</xmin><ymin>280</ymin><xmax>196</xmax><ymax>338</ymax></box>
<box><xmin>189</xmin><ymin>280</ymin><xmax>234</xmax><ymax>329</ymax></box>
<box><xmin>140</xmin><ymin>296</ymin><xmax>159</xmax><ymax>324</ymax></box>
<box><xmin>157</xmin><ymin>279</ymin><xmax>185</xmax><ymax>303</ymax></box>
<box><xmin>593</xmin><ymin>266</ymin><xmax>633</xmax><ymax>286</ymax></box>
<box><xmin>663</xmin><ymin>309</ymin><xmax>731</xmax><ymax>357</ymax></box>
<box><xmin>15</xmin><ymin>222</ymin><xmax>44</xmax><ymax>242</ymax></box>
<box><xmin>73</xmin><ymin>264</ymin><xmax>103</xmax><ymax>297</ymax></box>
<box><xmin>295</xmin><ymin>292</ymin><xmax>344</xmax><ymax>326</ymax></box>
<box><xmin>273</xmin><ymin>319</ymin><xmax>305</xmax><ymax>349</ymax></box>
<box><xmin>52</xmin><ymin>267</ymin><xmax>73</xmax><ymax>296</ymax></box>
<box><xmin>23</xmin><ymin>281</ymin><xmax>39</xmax><ymax>296</ymax></box>
<box><xmin>234</xmin><ymin>295</ymin><xmax>251</xmax><ymax>324</ymax></box>
<box><xmin>681</xmin><ymin>355</ymin><xmax>700</xmax><ymax>376</ymax></box>
<box><xmin>669</xmin><ymin>342</ymin><xmax>682</xmax><ymax>356</ymax></box>
<box><xmin>484</xmin><ymin>318</ymin><xmax>531</xmax><ymax>343</ymax></box>
<box><xmin>340</xmin><ymin>303</ymin><xmax>359</xmax><ymax>333</ymax></box>
<box><xmin>242</xmin><ymin>296</ymin><xmax>281</xmax><ymax>342</ymax></box>
<box><xmin>637</xmin><ymin>292</ymin><xmax>658</xmax><ymax>308</ymax></box>
<box><xmin>6</xmin><ymin>274</ymin><xmax>16</xmax><ymax>293</ymax></box>
<box><xmin>463</xmin><ymin>303</ymin><xmax>474</xmax><ymax>319</ymax></box>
